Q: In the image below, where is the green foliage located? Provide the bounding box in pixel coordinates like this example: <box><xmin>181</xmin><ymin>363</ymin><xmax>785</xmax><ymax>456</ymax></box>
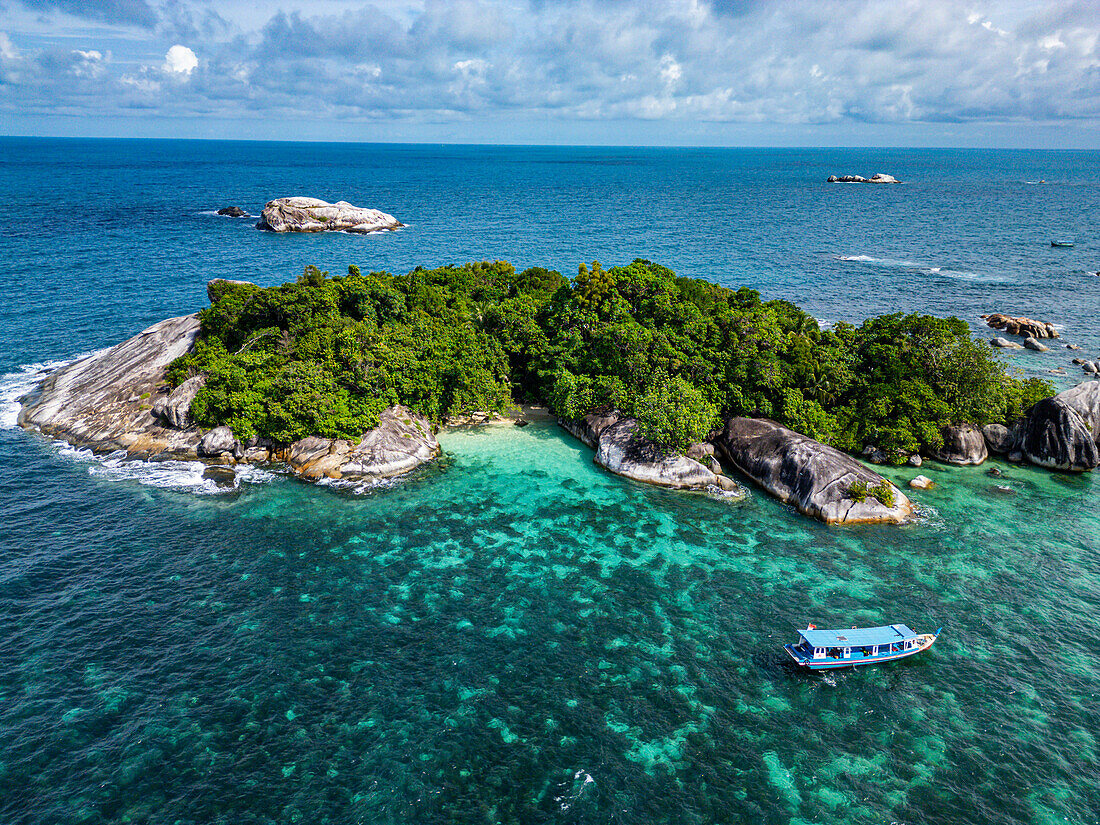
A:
<box><xmin>847</xmin><ymin>480</ymin><xmax>895</xmax><ymax>507</ymax></box>
<box><xmin>869</xmin><ymin>481</ymin><xmax>895</xmax><ymax>508</ymax></box>
<box><xmin>171</xmin><ymin>257</ymin><xmax>1052</xmax><ymax>455</ymax></box>
<box><xmin>848</xmin><ymin>480</ymin><xmax>869</xmax><ymax>502</ymax></box>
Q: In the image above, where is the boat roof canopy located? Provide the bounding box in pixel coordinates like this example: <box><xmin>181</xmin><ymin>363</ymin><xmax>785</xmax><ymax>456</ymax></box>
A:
<box><xmin>799</xmin><ymin>624</ymin><xmax>917</xmax><ymax>647</ymax></box>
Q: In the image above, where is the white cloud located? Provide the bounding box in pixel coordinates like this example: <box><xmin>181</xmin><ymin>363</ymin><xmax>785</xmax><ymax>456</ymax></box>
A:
<box><xmin>2</xmin><ymin>1</ymin><xmax>1100</xmax><ymax>134</ymax></box>
<box><xmin>0</xmin><ymin>32</ymin><xmax>19</xmax><ymax>60</ymax></box>
<box><xmin>164</xmin><ymin>44</ymin><xmax>197</xmax><ymax>75</ymax></box>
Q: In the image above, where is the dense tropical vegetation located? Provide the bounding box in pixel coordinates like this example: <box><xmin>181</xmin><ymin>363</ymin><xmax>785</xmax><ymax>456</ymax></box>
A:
<box><xmin>168</xmin><ymin>259</ymin><xmax>1051</xmax><ymax>459</ymax></box>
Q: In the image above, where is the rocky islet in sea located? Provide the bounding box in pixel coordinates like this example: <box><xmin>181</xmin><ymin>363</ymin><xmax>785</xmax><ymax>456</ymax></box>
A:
<box><xmin>18</xmin><ymin>273</ymin><xmax>1100</xmax><ymax>525</ymax></box>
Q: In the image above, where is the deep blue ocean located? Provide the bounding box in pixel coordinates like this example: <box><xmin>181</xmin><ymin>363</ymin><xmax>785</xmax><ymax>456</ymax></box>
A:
<box><xmin>2</xmin><ymin>138</ymin><xmax>1100</xmax><ymax>824</ymax></box>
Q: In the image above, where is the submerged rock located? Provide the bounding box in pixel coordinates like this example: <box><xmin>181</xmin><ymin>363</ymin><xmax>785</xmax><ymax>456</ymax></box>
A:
<box><xmin>17</xmin><ymin>314</ymin><xmax>204</xmax><ymax>458</ymax></box>
<box><xmin>715</xmin><ymin>417</ymin><xmax>912</xmax><ymax>524</ymax></box>
<box><xmin>1018</xmin><ymin>381</ymin><xmax>1100</xmax><ymax>471</ymax></box>
<box><xmin>560</xmin><ymin>409</ymin><xmax>740</xmax><ymax>492</ymax></box>
<box><xmin>257</xmin><ymin>197</ymin><xmax>403</xmax><ymax>234</ymax></box>
<box><xmin>929</xmin><ymin>423</ymin><xmax>988</xmax><ymax>466</ymax></box>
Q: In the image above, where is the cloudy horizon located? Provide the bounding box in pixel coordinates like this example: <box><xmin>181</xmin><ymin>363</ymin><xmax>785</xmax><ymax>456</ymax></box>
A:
<box><xmin>1</xmin><ymin>0</ymin><xmax>1099</xmax><ymax>147</ymax></box>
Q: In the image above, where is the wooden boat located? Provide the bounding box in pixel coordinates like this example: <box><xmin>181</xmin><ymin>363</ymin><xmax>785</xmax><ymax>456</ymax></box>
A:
<box><xmin>1051</xmin><ymin>240</ymin><xmax>1075</xmax><ymax>247</ymax></box>
<box><xmin>784</xmin><ymin>623</ymin><xmax>940</xmax><ymax>670</ymax></box>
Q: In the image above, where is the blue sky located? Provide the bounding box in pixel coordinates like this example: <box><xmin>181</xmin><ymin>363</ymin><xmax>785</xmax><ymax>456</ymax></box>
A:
<box><xmin>1</xmin><ymin>0</ymin><xmax>1099</xmax><ymax>146</ymax></box>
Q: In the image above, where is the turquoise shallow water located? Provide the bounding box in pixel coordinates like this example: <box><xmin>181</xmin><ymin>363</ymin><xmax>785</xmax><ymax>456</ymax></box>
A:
<box><xmin>2</xmin><ymin>141</ymin><xmax>1100</xmax><ymax>823</ymax></box>
<box><xmin>1</xmin><ymin>421</ymin><xmax>1099</xmax><ymax>824</ymax></box>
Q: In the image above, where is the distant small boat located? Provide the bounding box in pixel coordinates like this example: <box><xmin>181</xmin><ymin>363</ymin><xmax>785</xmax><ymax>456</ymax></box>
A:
<box><xmin>784</xmin><ymin>623</ymin><xmax>940</xmax><ymax>670</ymax></box>
<box><xmin>1051</xmin><ymin>240</ymin><xmax>1075</xmax><ymax>248</ymax></box>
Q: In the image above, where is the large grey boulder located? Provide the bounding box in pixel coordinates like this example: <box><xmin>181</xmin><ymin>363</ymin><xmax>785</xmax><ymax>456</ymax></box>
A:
<box><xmin>18</xmin><ymin>314</ymin><xmax>204</xmax><ymax>458</ymax></box>
<box><xmin>560</xmin><ymin>409</ymin><xmax>740</xmax><ymax>492</ymax></box>
<box><xmin>152</xmin><ymin>375</ymin><xmax>205</xmax><ymax>430</ymax></box>
<box><xmin>715</xmin><ymin>417</ymin><xmax>912</xmax><ymax>524</ymax></box>
<box><xmin>257</xmin><ymin>197</ymin><xmax>403</xmax><ymax>234</ymax></box>
<box><xmin>1018</xmin><ymin>382</ymin><xmax>1100</xmax><ymax>471</ymax></box>
<box><xmin>595</xmin><ymin>417</ymin><xmax>738</xmax><ymax>491</ymax></box>
<box><xmin>197</xmin><ymin>425</ymin><xmax>238</xmax><ymax>458</ymax></box>
<box><xmin>928</xmin><ymin>423</ymin><xmax>988</xmax><ymax>465</ymax></box>
<box><xmin>288</xmin><ymin>406</ymin><xmax>439</xmax><ymax>481</ymax></box>
<box><xmin>982</xmin><ymin>423</ymin><xmax>1014</xmax><ymax>454</ymax></box>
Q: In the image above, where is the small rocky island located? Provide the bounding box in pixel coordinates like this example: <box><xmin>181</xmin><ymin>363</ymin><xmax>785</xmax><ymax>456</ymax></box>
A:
<box><xmin>16</xmin><ymin>259</ymin><xmax>1098</xmax><ymax>525</ymax></box>
<box><xmin>827</xmin><ymin>173</ymin><xmax>900</xmax><ymax>183</ymax></box>
<box><xmin>257</xmin><ymin>197</ymin><xmax>403</xmax><ymax>233</ymax></box>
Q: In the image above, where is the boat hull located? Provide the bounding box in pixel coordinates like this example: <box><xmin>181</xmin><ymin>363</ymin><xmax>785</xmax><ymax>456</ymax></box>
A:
<box><xmin>785</xmin><ymin>633</ymin><xmax>937</xmax><ymax>670</ymax></box>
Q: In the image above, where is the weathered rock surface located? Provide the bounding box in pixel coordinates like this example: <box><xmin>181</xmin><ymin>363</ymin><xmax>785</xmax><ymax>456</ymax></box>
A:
<box><xmin>198</xmin><ymin>425</ymin><xmax>238</xmax><ymax>458</ymax></box>
<box><xmin>560</xmin><ymin>409</ymin><xmax>740</xmax><ymax>492</ymax></box>
<box><xmin>982</xmin><ymin>313</ymin><xmax>1059</xmax><ymax>339</ymax></box>
<box><xmin>257</xmin><ymin>197</ymin><xmax>403</xmax><ymax>234</ymax></box>
<box><xmin>217</xmin><ymin>206</ymin><xmax>250</xmax><ymax>217</ymax></box>
<box><xmin>715</xmin><ymin>417</ymin><xmax>912</xmax><ymax>524</ymax></box>
<box><xmin>1018</xmin><ymin>382</ymin><xmax>1100</xmax><ymax>471</ymax></box>
<box><xmin>929</xmin><ymin>423</ymin><xmax>988</xmax><ymax>466</ymax></box>
<box><xmin>152</xmin><ymin>375</ymin><xmax>205</xmax><ymax>430</ymax></box>
<box><xmin>287</xmin><ymin>406</ymin><xmax>439</xmax><ymax>481</ymax></box>
<box><xmin>909</xmin><ymin>475</ymin><xmax>934</xmax><ymax>490</ymax></box>
<box><xmin>17</xmin><ymin>314</ymin><xmax>204</xmax><ymax>457</ymax></box>
<box><xmin>827</xmin><ymin>173</ymin><xmax>900</xmax><ymax>183</ymax></box>
<box><xmin>982</xmin><ymin>423</ymin><xmax>1014</xmax><ymax>454</ymax></box>
<box><xmin>1023</xmin><ymin>337</ymin><xmax>1050</xmax><ymax>352</ymax></box>
<box><xmin>990</xmin><ymin>337</ymin><xmax>1024</xmax><ymax>349</ymax></box>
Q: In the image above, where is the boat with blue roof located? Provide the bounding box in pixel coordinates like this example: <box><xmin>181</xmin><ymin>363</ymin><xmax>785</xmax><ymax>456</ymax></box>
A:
<box><xmin>784</xmin><ymin>623</ymin><xmax>941</xmax><ymax>670</ymax></box>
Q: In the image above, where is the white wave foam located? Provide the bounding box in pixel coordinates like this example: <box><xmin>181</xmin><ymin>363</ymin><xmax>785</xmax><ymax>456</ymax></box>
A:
<box><xmin>62</xmin><ymin>445</ymin><xmax>277</xmax><ymax>494</ymax></box>
<box><xmin>315</xmin><ymin>475</ymin><xmax>398</xmax><ymax>495</ymax></box>
<box><xmin>0</xmin><ymin>359</ymin><xmax>72</xmax><ymax>429</ymax></box>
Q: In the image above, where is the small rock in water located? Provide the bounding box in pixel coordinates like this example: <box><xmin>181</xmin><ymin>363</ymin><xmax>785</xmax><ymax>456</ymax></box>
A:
<box><xmin>990</xmin><ymin>337</ymin><xmax>1023</xmax><ymax>349</ymax></box>
<box><xmin>909</xmin><ymin>475</ymin><xmax>934</xmax><ymax>490</ymax></box>
<box><xmin>513</xmin><ymin>419</ymin><xmax>529</xmax><ymax>427</ymax></box>
<box><xmin>1065</xmin><ymin>343</ymin><xmax>1082</xmax><ymax>350</ymax></box>
<box><xmin>992</xmin><ymin>484</ymin><xmax>1015</xmax><ymax>496</ymax></box>
<box><xmin>1072</xmin><ymin>357</ymin><xmax>1086</xmax><ymax>365</ymax></box>
<box><xmin>217</xmin><ymin>206</ymin><xmax>250</xmax><ymax>217</ymax></box>
<box><xmin>1084</xmin><ymin>362</ymin><xmax>1098</xmax><ymax>374</ymax></box>
<box><xmin>987</xmin><ymin>467</ymin><xmax>1005</xmax><ymax>477</ymax></box>
<box><xmin>1023</xmin><ymin>337</ymin><xmax>1050</xmax><ymax>352</ymax></box>
<box><xmin>907</xmin><ymin>454</ymin><xmax>922</xmax><ymax>467</ymax></box>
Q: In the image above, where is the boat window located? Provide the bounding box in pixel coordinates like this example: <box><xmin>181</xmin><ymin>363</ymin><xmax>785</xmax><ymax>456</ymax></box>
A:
<box><xmin>843</xmin><ymin>647</ymin><xmax>851</xmax><ymax>658</ymax></box>
<box><xmin>872</xmin><ymin>646</ymin><xmax>879</xmax><ymax>656</ymax></box>
<box><xmin>814</xmin><ymin>647</ymin><xmax>824</xmax><ymax>659</ymax></box>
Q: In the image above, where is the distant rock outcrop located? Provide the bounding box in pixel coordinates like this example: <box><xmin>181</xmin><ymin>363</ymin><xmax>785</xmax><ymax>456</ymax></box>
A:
<box><xmin>929</xmin><ymin>423</ymin><xmax>988</xmax><ymax>466</ymax></box>
<box><xmin>714</xmin><ymin>417</ymin><xmax>912</xmax><ymax>524</ymax></box>
<box><xmin>982</xmin><ymin>313</ymin><xmax>1059</xmax><ymax>339</ymax></box>
<box><xmin>560</xmin><ymin>409</ymin><xmax>741</xmax><ymax>493</ymax></box>
<box><xmin>1017</xmin><ymin>382</ymin><xmax>1100</xmax><ymax>471</ymax></box>
<box><xmin>217</xmin><ymin>206</ymin><xmax>250</xmax><ymax>217</ymax></box>
<box><xmin>257</xmin><ymin>197</ymin><xmax>403</xmax><ymax>233</ymax></box>
<box><xmin>827</xmin><ymin>173</ymin><xmax>900</xmax><ymax>183</ymax></box>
